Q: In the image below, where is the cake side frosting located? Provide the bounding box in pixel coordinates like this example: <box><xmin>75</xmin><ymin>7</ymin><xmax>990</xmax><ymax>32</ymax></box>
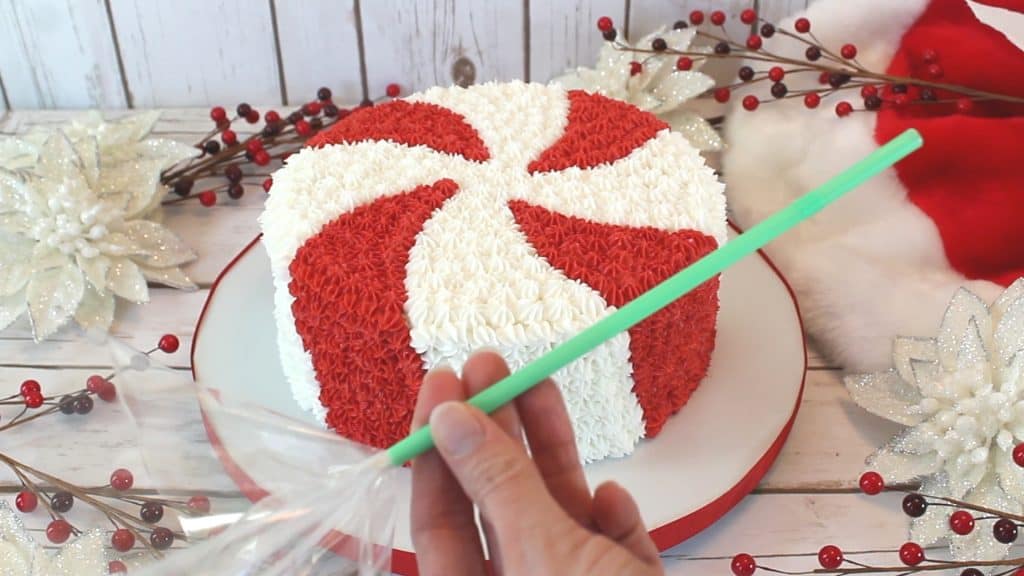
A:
<box><xmin>260</xmin><ymin>81</ymin><xmax>726</xmax><ymax>462</ymax></box>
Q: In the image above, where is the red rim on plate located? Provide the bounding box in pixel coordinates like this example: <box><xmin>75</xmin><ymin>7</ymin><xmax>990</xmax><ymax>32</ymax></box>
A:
<box><xmin>192</xmin><ymin>227</ymin><xmax>807</xmax><ymax>575</ymax></box>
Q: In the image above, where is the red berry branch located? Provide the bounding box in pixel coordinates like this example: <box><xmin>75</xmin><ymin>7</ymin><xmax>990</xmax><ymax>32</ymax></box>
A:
<box><xmin>2</xmin><ymin>334</ymin><xmax>209</xmax><ymax>572</ymax></box>
<box><xmin>726</xmin><ymin>470</ymin><xmax>1024</xmax><ymax>576</ymax></box>
<box><xmin>595</xmin><ymin>10</ymin><xmax>1024</xmax><ymax>118</ymax></box>
<box><xmin>159</xmin><ymin>84</ymin><xmax>402</xmax><ymax>206</ymax></box>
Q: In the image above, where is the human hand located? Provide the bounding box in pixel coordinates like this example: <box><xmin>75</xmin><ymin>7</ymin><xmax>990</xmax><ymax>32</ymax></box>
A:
<box><xmin>411</xmin><ymin>350</ymin><xmax>665</xmax><ymax>576</ymax></box>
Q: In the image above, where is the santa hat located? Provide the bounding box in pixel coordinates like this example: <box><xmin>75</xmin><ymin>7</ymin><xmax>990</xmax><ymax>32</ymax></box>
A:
<box><xmin>723</xmin><ymin>0</ymin><xmax>1024</xmax><ymax>371</ymax></box>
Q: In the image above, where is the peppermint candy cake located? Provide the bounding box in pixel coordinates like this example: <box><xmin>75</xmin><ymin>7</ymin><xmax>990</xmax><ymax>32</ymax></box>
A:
<box><xmin>260</xmin><ymin>81</ymin><xmax>726</xmax><ymax>463</ymax></box>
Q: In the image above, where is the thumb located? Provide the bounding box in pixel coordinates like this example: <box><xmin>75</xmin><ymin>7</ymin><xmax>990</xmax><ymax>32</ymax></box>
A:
<box><xmin>430</xmin><ymin>401</ymin><xmax>569</xmax><ymax>542</ymax></box>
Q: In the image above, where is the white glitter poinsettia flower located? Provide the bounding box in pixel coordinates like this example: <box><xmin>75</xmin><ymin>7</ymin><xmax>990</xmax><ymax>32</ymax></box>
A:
<box><xmin>0</xmin><ymin>502</ymin><xmax>107</xmax><ymax>575</ymax></box>
<box><xmin>0</xmin><ymin>112</ymin><xmax>197</xmax><ymax>341</ymax></box>
<box><xmin>846</xmin><ymin>279</ymin><xmax>1024</xmax><ymax>563</ymax></box>
<box><xmin>551</xmin><ymin>27</ymin><xmax>721</xmax><ymax>151</ymax></box>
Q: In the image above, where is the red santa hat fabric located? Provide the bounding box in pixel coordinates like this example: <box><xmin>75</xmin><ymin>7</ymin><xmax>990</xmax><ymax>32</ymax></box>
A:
<box><xmin>723</xmin><ymin>0</ymin><xmax>1024</xmax><ymax>370</ymax></box>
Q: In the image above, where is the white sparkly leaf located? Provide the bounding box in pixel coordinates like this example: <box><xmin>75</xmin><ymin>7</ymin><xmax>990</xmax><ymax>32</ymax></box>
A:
<box><xmin>106</xmin><ymin>257</ymin><xmax>149</xmax><ymax>303</ymax></box>
<box><xmin>866</xmin><ymin>447</ymin><xmax>939</xmax><ymax>482</ymax></box>
<box><xmin>69</xmin><ymin>133</ymin><xmax>101</xmax><ymax>188</ymax></box>
<box><xmin>124</xmin><ymin>220</ymin><xmax>196</xmax><ymax>267</ymax></box>
<box><xmin>98</xmin><ymin>159</ymin><xmax>162</xmax><ymax>217</ymax></box>
<box><xmin>958</xmin><ymin>316</ymin><xmax>991</xmax><ymax>372</ymax></box>
<box><xmin>26</xmin><ymin>263</ymin><xmax>84</xmax><ymax>340</ymax></box>
<box><xmin>651</xmin><ymin>72</ymin><xmax>715</xmax><ymax>114</ymax></box>
<box><xmin>0</xmin><ymin>138</ymin><xmax>39</xmax><ymax>172</ymax></box>
<box><xmin>0</xmin><ymin>503</ymin><xmax>107</xmax><ymax>576</ymax></box>
<box><xmin>992</xmin><ymin>278</ymin><xmax>1024</xmax><ymax>321</ymax></box>
<box><xmin>0</xmin><ymin>289</ymin><xmax>26</xmax><ymax>330</ymax></box>
<box><xmin>75</xmin><ymin>253</ymin><xmax>111</xmax><ymax>292</ymax></box>
<box><xmin>893</xmin><ymin>336</ymin><xmax>939</xmax><ymax>384</ymax></box>
<box><xmin>845</xmin><ymin>370</ymin><xmax>925</xmax><ymax>425</ymax></box>
<box><xmin>139</xmin><ymin>264</ymin><xmax>198</xmax><ymax>291</ymax></box>
<box><xmin>910</xmin><ymin>474</ymin><xmax>952</xmax><ymax>546</ymax></box>
<box><xmin>0</xmin><ymin>169</ymin><xmax>32</xmax><ymax>212</ymax></box>
<box><xmin>662</xmin><ymin>110</ymin><xmax>723</xmax><ymax>151</ymax></box>
<box><xmin>995</xmin><ymin>296</ymin><xmax>1024</xmax><ymax>369</ymax></box>
<box><xmin>73</xmin><ymin>282</ymin><xmax>115</xmax><ymax>332</ymax></box>
<box><xmin>96</xmin><ymin>232</ymin><xmax>135</xmax><ymax>257</ymax></box>
<box><xmin>950</xmin><ymin>476</ymin><xmax>1017</xmax><ymax>562</ymax></box>
<box><xmin>0</xmin><ymin>239</ymin><xmax>33</xmax><ymax>295</ymax></box>
<box><xmin>939</xmin><ymin>288</ymin><xmax>993</xmax><ymax>371</ymax></box>
<box><xmin>994</xmin><ymin>445</ymin><xmax>1024</xmax><ymax>503</ymax></box>
<box><xmin>31</xmin><ymin>244</ymin><xmax>70</xmax><ymax>273</ymax></box>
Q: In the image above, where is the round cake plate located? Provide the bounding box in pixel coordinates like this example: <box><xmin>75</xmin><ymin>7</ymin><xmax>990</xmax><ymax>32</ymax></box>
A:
<box><xmin>191</xmin><ymin>229</ymin><xmax>806</xmax><ymax>575</ymax></box>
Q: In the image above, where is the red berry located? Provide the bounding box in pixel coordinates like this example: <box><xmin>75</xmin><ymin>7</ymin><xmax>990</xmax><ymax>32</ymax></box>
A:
<box><xmin>926</xmin><ymin>63</ymin><xmax>943</xmax><ymax>79</ymax></box>
<box><xmin>140</xmin><ymin>502</ymin><xmax>164</xmax><ymax>524</ymax></box>
<box><xmin>15</xmin><ymin>490</ymin><xmax>37</xmax><ymax>513</ymax></box>
<box><xmin>46</xmin><ymin>519</ymin><xmax>72</xmax><ymax>543</ymax></box>
<box><xmin>956</xmin><ymin>98</ymin><xmax>974</xmax><ymax>114</ymax></box>
<box><xmin>859</xmin><ymin>471</ymin><xmax>884</xmax><ymax>495</ymax></box>
<box><xmin>629</xmin><ymin>61</ymin><xmax>642</xmax><ymax>76</ymax></box>
<box><xmin>740</xmin><ymin>9</ymin><xmax>757</xmax><ymax>24</ymax></box>
<box><xmin>227</xmin><ymin>183</ymin><xmax>244</xmax><ymax>200</ymax></box>
<box><xmin>804</xmin><ymin>93</ymin><xmax>821</xmax><ymax>109</ymax></box>
<box><xmin>109</xmin><ymin>560</ymin><xmax>127</xmax><ymax>574</ymax></box>
<box><xmin>386</xmin><ymin>83</ymin><xmax>401</xmax><ymax>98</ymax></box>
<box><xmin>295</xmin><ymin>119</ymin><xmax>313</xmax><ymax>137</ymax></box>
<box><xmin>746</xmin><ymin>35</ymin><xmax>762</xmax><ymax>50</ymax></box>
<box><xmin>818</xmin><ymin>545</ymin><xmax>843</xmax><ymax>569</ymax></box>
<box><xmin>86</xmin><ymin>374</ymin><xmax>107</xmax><ymax>394</ymax></box>
<box><xmin>950</xmin><ymin>510</ymin><xmax>975</xmax><ymax>535</ymax></box>
<box><xmin>246</xmin><ymin>139</ymin><xmax>264</xmax><ymax>154</ymax></box>
<box><xmin>111</xmin><ymin>528</ymin><xmax>135</xmax><ymax>552</ymax></box>
<box><xmin>676</xmin><ymin>57</ymin><xmax>693</xmax><ymax>71</ymax></box>
<box><xmin>209</xmin><ymin>106</ymin><xmax>227</xmax><ymax>122</ymax></box>
<box><xmin>221</xmin><ymin>129</ymin><xmax>237</xmax><ymax>146</ymax></box>
<box><xmin>24</xmin><ymin>391</ymin><xmax>43</xmax><ymax>409</ymax></box>
<box><xmin>187</xmin><ymin>495</ymin><xmax>211</xmax><ymax>514</ymax></box>
<box><xmin>97</xmin><ymin>382</ymin><xmax>117</xmax><ymax>402</ymax></box>
<box><xmin>689</xmin><ymin>10</ymin><xmax>704</xmax><ymax>25</ymax></box>
<box><xmin>731</xmin><ymin>553</ymin><xmax>757</xmax><ymax>576</ymax></box>
<box><xmin>742</xmin><ymin>95</ymin><xmax>760</xmax><ymax>111</ymax></box>
<box><xmin>861</xmin><ymin>85</ymin><xmax>878</xmax><ymax>98</ymax></box>
<box><xmin>714</xmin><ymin>87</ymin><xmax>731</xmax><ymax>103</ymax></box>
<box><xmin>158</xmin><ymin>333</ymin><xmax>180</xmax><ymax>354</ymax></box>
<box><xmin>1013</xmin><ymin>444</ymin><xmax>1024</xmax><ymax>467</ymax></box>
<box><xmin>794</xmin><ymin>17</ymin><xmax>811</xmax><ymax>33</ymax></box>
<box><xmin>835</xmin><ymin>101</ymin><xmax>854</xmax><ymax>117</ymax></box>
<box><xmin>768</xmin><ymin>66</ymin><xmax>785</xmax><ymax>82</ymax></box>
<box><xmin>150</xmin><ymin>527</ymin><xmax>174</xmax><ymax>550</ymax></box>
<box><xmin>597</xmin><ymin>16</ymin><xmax>613</xmax><ymax>32</ymax></box>
<box><xmin>710</xmin><ymin>10</ymin><xmax>726</xmax><ymax>25</ymax></box>
<box><xmin>899</xmin><ymin>542</ymin><xmax>924</xmax><ymax>566</ymax></box>
<box><xmin>110</xmin><ymin>468</ymin><xmax>134</xmax><ymax>491</ymax></box>
<box><xmin>302</xmin><ymin>101</ymin><xmax>322</xmax><ymax>116</ymax></box>
<box><xmin>994</xmin><ymin>518</ymin><xmax>1019</xmax><ymax>543</ymax></box>
<box><xmin>922</xmin><ymin>48</ymin><xmax>939</xmax><ymax>63</ymax></box>
<box><xmin>902</xmin><ymin>493</ymin><xmax>927</xmax><ymax>517</ymax></box>
<box><xmin>262</xmin><ymin>178</ymin><xmax>273</xmax><ymax>193</ymax></box>
<box><xmin>19</xmin><ymin>379</ymin><xmax>40</xmax><ymax>397</ymax></box>
<box><xmin>245</xmin><ymin>110</ymin><xmax>260</xmax><ymax>123</ymax></box>
<box><xmin>893</xmin><ymin>93</ymin><xmax>910</xmax><ymax>108</ymax></box>
<box><xmin>840</xmin><ymin>43</ymin><xmax>858</xmax><ymax>59</ymax></box>
<box><xmin>199</xmin><ymin>190</ymin><xmax>217</xmax><ymax>207</ymax></box>
<box><xmin>818</xmin><ymin>71</ymin><xmax>830</xmax><ymax>85</ymax></box>
<box><xmin>264</xmin><ymin>110</ymin><xmax>281</xmax><ymax>124</ymax></box>
<box><xmin>254</xmin><ymin>150</ymin><xmax>271</xmax><ymax>166</ymax></box>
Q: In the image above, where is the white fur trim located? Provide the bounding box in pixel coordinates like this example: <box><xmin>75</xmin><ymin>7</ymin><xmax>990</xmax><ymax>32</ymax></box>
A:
<box><xmin>724</xmin><ymin>0</ymin><xmax>1003</xmax><ymax>370</ymax></box>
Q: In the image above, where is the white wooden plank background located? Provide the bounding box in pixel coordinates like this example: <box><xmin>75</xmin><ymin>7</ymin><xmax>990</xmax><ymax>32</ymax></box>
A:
<box><xmin>0</xmin><ymin>0</ymin><xmax>819</xmax><ymax>109</ymax></box>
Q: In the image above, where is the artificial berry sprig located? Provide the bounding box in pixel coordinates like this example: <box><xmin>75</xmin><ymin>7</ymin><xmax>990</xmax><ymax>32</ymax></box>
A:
<box><xmin>160</xmin><ymin>84</ymin><xmax>402</xmax><ymax>206</ymax></box>
<box><xmin>725</xmin><ymin>464</ymin><xmax>1024</xmax><ymax>575</ymax></box>
<box><xmin>594</xmin><ymin>10</ymin><xmax>1024</xmax><ymax>118</ymax></box>
<box><xmin>2</xmin><ymin>334</ymin><xmax>210</xmax><ymax>567</ymax></box>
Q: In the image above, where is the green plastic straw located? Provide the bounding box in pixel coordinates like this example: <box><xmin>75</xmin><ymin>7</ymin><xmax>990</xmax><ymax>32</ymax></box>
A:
<box><xmin>386</xmin><ymin>128</ymin><xmax>923</xmax><ymax>466</ymax></box>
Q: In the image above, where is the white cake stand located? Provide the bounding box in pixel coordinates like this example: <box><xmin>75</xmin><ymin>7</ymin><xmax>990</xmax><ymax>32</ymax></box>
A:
<box><xmin>191</xmin><ymin>228</ymin><xmax>806</xmax><ymax>575</ymax></box>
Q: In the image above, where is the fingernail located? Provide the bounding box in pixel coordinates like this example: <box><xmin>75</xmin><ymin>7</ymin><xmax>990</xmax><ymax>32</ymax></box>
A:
<box><xmin>430</xmin><ymin>402</ymin><xmax>483</xmax><ymax>458</ymax></box>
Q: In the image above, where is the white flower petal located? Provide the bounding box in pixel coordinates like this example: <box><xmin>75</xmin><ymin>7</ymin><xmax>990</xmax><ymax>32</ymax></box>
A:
<box><xmin>106</xmin><ymin>257</ymin><xmax>149</xmax><ymax>303</ymax></box>
<box><xmin>992</xmin><ymin>278</ymin><xmax>1024</xmax><ymax>321</ymax></box>
<box><xmin>31</xmin><ymin>244</ymin><xmax>70</xmax><ymax>272</ymax></box>
<box><xmin>892</xmin><ymin>336</ymin><xmax>939</xmax><ymax>382</ymax></box>
<box><xmin>0</xmin><ymin>169</ymin><xmax>33</xmax><ymax>212</ymax></box>
<box><xmin>950</xmin><ymin>475</ymin><xmax>1018</xmax><ymax>562</ymax></box>
<box><xmin>995</xmin><ymin>296</ymin><xmax>1024</xmax><ymax>370</ymax></box>
<box><xmin>26</xmin><ymin>263</ymin><xmax>84</xmax><ymax>340</ymax></box>
<box><xmin>994</xmin><ymin>447</ymin><xmax>1024</xmax><ymax>504</ymax></box>
<box><xmin>938</xmin><ymin>288</ymin><xmax>992</xmax><ymax>371</ymax></box>
<box><xmin>910</xmin><ymin>474</ymin><xmax>952</xmax><ymax>546</ymax></box>
<box><xmin>845</xmin><ymin>370</ymin><xmax>925</xmax><ymax>425</ymax></box>
<box><xmin>957</xmin><ymin>316</ymin><xmax>991</xmax><ymax>371</ymax></box>
<box><xmin>664</xmin><ymin>111</ymin><xmax>722</xmax><ymax>151</ymax></box>
<box><xmin>138</xmin><ymin>264</ymin><xmax>198</xmax><ymax>291</ymax></box>
<box><xmin>73</xmin><ymin>282</ymin><xmax>115</xmax><ymax>332</ymax></box>
<box><xmin>651</xmin><ymin>72</ymin><xmax>715</xmax><ymax>112</ymax></box>
<box><xmin>0</xmin><ymin>288</ymin><xmax>27</xmax><ymax>330</ymax></box>
<box><xmin>124</xmin><ymin>220</ymin><xmax>196</xmax><ymax>267</ymax></box>
<box><xmin>76</xmin><ymin>253</ymin><xmax>111</xmax><ymax>292</ymax></box>
<box><xmin>867</xmin><ymin>446</ymin><xmax>940</xmax><ymax>482</ymax></box>
<box><xmin>0</xmin><ymin>239</ymin><xmax>33</xmax><ymax>295</ymax></box>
